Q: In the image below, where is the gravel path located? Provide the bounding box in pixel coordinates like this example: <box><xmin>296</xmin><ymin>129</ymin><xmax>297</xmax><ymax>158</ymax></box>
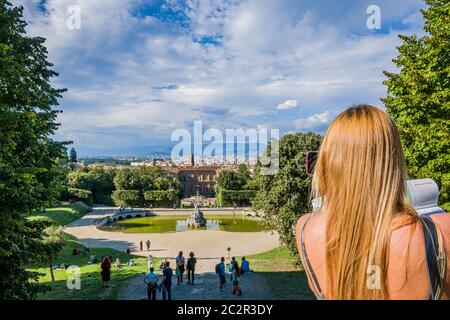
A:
<box><xmin>119</xmin><ymin>272</ymin><xmax>274</xmax><ymax>300</ymax></box>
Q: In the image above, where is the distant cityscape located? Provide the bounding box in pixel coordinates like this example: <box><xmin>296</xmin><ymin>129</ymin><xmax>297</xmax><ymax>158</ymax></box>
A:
<box><xmin>78</xmin><ymin>155</ymin><xmax>255</xmax><ymax>198</ymax></box>
<box><xmin>79</xmin><ymin>155</ymin><xmax>259</xmax><ymax>168</ymax></box>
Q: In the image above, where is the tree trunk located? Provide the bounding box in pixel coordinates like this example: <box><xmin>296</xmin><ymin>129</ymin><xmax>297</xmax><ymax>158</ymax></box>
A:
<box><xmin>49</xmin><ymin>258</ymin><xmax>55</xmax><ymax>282</ymax></box>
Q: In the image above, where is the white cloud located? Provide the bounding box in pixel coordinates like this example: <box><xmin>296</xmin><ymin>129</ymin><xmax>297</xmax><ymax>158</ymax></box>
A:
<box><xmin>295</xmin><ymin>109</ymin><xmax>342</xmax><ymax>131</ymax></box>
<box><xmin>10</xmin><ymin>0</ymin><xmax>427</xmax><ymax>155</ymax></box>
<box><xmin>277</xmin><ymin>99</ymin><xmax>299</xmax><ymax>110</ymax></box>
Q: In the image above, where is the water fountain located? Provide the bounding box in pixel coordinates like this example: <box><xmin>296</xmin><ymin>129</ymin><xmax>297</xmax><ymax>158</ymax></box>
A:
<box><xmin>186</xmin><ymin>204</ymin><xmax>207</xmax><ymax>228</ymax></box>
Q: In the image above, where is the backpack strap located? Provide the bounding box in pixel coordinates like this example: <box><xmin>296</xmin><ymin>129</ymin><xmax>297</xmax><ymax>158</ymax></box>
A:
<box><xmin>299</xmin><ymin>215</ymin><xmax>326</xmax><ymax>300</ymax></box>
<box><xmin>420</xmin><ymin>215</ymin><xmax>446</xmax><ymax>300</ymax></box>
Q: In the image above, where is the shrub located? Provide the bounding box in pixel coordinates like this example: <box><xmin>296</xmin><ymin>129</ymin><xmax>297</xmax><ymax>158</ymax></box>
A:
<box><xmin>67</xmin><ymin>188</ymin><xmax>93</xmax><ymax>206</ymax></box>
<box><xmin>216</xmin><ymin>188</ymin><xmax>257</xmax><ymax>206</ymax></box>
<box><xmin>111</xmin><ymin>189</ymin><xmax>141</xmax><ymax>207</ymax></box>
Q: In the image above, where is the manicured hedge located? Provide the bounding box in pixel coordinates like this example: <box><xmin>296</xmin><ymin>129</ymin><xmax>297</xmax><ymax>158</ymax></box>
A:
<box><xmin>143</xmin><ymin>190</ymin><xmax>174</xmax><ymax>201</ymax></box>
<box><xmin>144</xmin><ymin>190</ymin><xmax>177</xmax><ymax>207</ymax></box>
<box><xmin>111</xmin><ymin>189</ymin><xmax>141</xmax><ymax>207</ymax></box>
<box><xmin>216</xmin><ymin>188</ymin><xmax>257</xmax><ymax>206</ymax></box>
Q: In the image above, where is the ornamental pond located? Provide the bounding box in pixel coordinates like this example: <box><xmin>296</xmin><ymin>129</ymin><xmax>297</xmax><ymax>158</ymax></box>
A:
<box><xmin>101</xmin><ymin>214</ymin><xmax>274</xmax><ymax>233</ymax></box>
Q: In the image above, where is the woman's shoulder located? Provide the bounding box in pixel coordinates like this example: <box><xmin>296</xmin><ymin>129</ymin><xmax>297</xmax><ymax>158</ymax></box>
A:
<box><xmin>430</xmin><ymin>212</ymin><xmax>450</xmax><ymax>234</ymax></box>
<box><xmin>295</xmin><ymin>212</ymin><xmax>327</xmax><ymax>240</ymax></box>
<box><xmin>390</xmin><ymin>213</ymin><xmax>450</xmax><ymax>260</ymax></box>
<box><xmin>391</xmin><ymin>213</ymin><xmax>449</xmax><ymax>238</ymax></box>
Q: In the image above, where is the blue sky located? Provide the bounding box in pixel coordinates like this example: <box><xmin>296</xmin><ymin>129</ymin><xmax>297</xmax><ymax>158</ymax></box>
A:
<box><xmin>14</xmin><ymin>0</ymin><xmax>426</xmax><ymax>156</ymax></box>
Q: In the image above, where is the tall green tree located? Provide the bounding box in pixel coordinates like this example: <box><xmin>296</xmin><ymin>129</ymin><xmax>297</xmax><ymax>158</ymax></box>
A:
<box><xmin>0</xmin><ymin>1</ymin><xmax>68</xmax><ymax>299</ymax></box>
<box><xmin>236</xmin><ymin>164</ymin><xmax>251</xmax><ymax>184</ymax></box>
<box><xmin>41</xmin><ymin>226</ymin><xmax>67</xmax><ymax>283</ymax></box>
<box><xmin>382</xmin><ymin>0</ymin><xmax>450</xmax><ymax>210</ymax></box>
<box><xmin>69</xmin><ymin>147</ymin><xmax>77</xmax><ymax>163</ymax></box>
<box><xmin>252</xmin><ymin>133</ymin><xmax>322</xmax><ymax>257</ymax></box>
<box><xmin>216</xmin><ymin>170</ymin><xmax>245</xmax><ymax>190</ymax></box>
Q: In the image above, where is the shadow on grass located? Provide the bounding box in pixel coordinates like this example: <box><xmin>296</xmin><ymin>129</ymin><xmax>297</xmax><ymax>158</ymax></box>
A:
<box><xmin>255</xmin><ymin>271</ymin><xmax>315</xmax><ymax>300</ymax></box>
<box><xmin>67</xmin><ymin>237</ymin><xmax>149</xmax><ymax>253</ymax></box>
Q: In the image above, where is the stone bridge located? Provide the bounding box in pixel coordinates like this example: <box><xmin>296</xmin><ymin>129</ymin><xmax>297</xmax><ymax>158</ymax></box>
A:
<box><xmin>95</xmin><ymin>209</ymin><xmax>152</xmax><ymax>227</ymax></box>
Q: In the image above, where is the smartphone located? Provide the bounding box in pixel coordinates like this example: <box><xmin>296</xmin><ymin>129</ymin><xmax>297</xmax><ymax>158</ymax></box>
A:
<box><xmin>306</xmin><ymin>151</ymin><xmax>318</xmax><ymax>176</ymax></box>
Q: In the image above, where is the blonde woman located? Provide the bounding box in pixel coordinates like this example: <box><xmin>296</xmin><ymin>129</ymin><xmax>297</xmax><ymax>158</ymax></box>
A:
<box><xmin>296</xmin><ymin>105</ymin><xmax>449</xmax><ymax>300</ymax></box>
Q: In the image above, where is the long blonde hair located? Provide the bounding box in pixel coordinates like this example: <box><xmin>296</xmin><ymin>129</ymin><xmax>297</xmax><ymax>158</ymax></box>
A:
<box><xmin>312</xmin><ymin>105</ymin><xmax>417</xmax><ymax>299</ymax></box>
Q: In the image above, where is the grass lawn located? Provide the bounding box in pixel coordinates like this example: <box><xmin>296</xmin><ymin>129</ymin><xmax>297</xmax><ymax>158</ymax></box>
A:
<box><xmin>30</xmin><ymin>237</ymin><xmax>160</xmax><ymax>300</ymax></box>
<box><xmin>102</xmin><ymin>214</ymin><xmax>273</xmax><ymax>233</ymax></box>
<box><xmin>29</xmin><ymin>203</ymin><xmax>89</xmax><ymax>226</ymax></box>
<box><xmin>240</xmin><ymin>247</ymin><xmax>315</xmax><ymax>300</ymax></box>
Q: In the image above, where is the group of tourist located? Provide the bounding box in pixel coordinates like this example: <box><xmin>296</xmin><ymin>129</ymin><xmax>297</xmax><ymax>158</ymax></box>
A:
<box><xmin>142</xmin><ymin>251</ymin><xmax>253</xmax><ymax>301</ymax></box>
<box><xmin>215</xmin><ymin>256</ymin><xmax>251</xmax><ymax>296</ymax></box>
<box><xmin>144</xmin><ymin>259</ymin><xmax>175</xmax><ymax>300</ymax></box>
<box><xmin>99</xmin><ymin>247</ymin><xmax>252</xmax><ymax>300</ymax></box>
<box><xmin>175</xmin><ymin>251</ymin><xmax>198</xmax><ymax>285</ymax></box>
<box><xmin>142</xmin><ymin>251</ymin><xmax>197</xmax><ymax>301</ymax></box>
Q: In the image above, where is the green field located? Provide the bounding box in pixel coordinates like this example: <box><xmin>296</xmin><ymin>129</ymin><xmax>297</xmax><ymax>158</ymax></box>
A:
<box><xmin>30</xmin><ymin>236</ymin><xmax>158</xmax><ymax>300</ymax></box>
<box><xmin>240</xmin><ymin>247</ymin><xmax>315</xmax><ymax>300</ymax></box>
<box><xmin>29</xmin><ymin>203</ymin><xmax>90</xmax><ymax>226</ymax></box>
<box><xmin>102</xmin><ymin>214</ymin><xmax>273</xmax><ymax>233</ymax></box>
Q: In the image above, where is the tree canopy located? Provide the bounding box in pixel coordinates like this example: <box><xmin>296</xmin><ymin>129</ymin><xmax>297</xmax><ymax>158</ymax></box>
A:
<box><xmin>0</xmin><ymin>1</ymin><xmax>68</xmax><ymax>299</ymax></box>
<box><xmin>382</xmin><ymin>0</ymin><xmax>450</xmax><ymax>210</ymax></box>
<box><xmin>252</xmin><ymin>132</ymin><xmax>322</xmax><ymax>257</ymax></box>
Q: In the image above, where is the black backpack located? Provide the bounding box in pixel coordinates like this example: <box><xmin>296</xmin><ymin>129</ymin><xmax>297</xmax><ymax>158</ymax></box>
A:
<box><xmin>187</xmin><ymin>258</ymin><xmax>195</xmax><ymax>270</ymax></box>
<box><xmin>420</xmin><ymin>215</ymin><xmax>446</xmax><ymax>300</ymax></box>
<box><xmin>215</xmin><ymin>263</ymin><xmax>221</xmax><ymax>274</ymax></box>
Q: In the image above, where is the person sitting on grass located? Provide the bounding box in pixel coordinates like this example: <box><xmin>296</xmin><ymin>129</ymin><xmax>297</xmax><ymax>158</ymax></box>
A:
<box><xmin>89</xmin><ymin>254</ymin><xmax>98</xmax><ymax>264</ymax></box>
<box><xmin>115</xmin><ymin>258</ymin><xmax>122</xmax><ymax>268</ymax></box>
<box><xmin>240</xmin><ymin>257</ymin><xmax>251</xmax><ymax>274</ymax></box>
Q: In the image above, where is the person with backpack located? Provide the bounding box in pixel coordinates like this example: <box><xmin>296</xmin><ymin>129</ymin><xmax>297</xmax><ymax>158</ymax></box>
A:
<box><xmin>216</xmin><ymin>257</ymin><xmax>226</xmax><ymax>292</ymax></box>
<box><xmin>143</xmin><ymin>267</ymin><xmax>158</xmax><ymax>301</ymax></box>
<box><xmin>296</xmin><ymin>105</ymin><xmax>450</xmax><ymax>300</ymax></box>
<box><xmin>231</xmin><ymin>261</ymin><xmax>242</xmax><ymax>296</ymax></box>
<box><xmin>186</xmin><ymin>252</ymin><xmax>197</xmax><ymax>285</ymax></box>
<box><xmin>162</xmin><ymin>261</ymin><xmax>173</xmax><ymax>300</ymax></box>
<box><xmin>230</xmin><ymin>257</ymin><xmax>238</xmax><ymax>281</ymax></box>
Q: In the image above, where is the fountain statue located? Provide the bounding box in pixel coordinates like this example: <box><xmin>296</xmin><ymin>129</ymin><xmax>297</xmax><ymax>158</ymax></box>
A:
<box><xmin>186</xmin><ymin>204</ymin><xmax>207</xmax><ymax>228</ymax></box>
